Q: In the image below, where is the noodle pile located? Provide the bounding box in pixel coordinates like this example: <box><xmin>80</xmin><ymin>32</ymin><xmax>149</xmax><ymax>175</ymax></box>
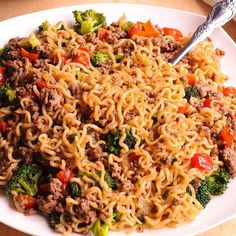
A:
<box><xmin>0</xmin><ymin>14</ymin><xmax>235</xmax><ymax>235</ymax></box>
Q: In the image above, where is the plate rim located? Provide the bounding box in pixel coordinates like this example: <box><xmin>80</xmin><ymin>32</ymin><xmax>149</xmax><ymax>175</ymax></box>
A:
<box><xmin>0</xmin><ymin>3</ymin><xmax>236</xmax><ymax>236</ymax></box>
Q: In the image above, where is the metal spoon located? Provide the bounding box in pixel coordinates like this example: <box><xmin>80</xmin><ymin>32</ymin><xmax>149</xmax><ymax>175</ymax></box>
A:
<box><xmin>170</xmin><ymin>0</ymin><xmax>236</xmax><ymax>65</ymax></box>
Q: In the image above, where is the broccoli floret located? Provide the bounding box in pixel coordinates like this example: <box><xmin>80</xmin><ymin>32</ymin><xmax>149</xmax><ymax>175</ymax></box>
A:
<box><xmin>111</xmin><ymin>209</ymin><xmax>121</xmax><ymax>224</ymax></box>
<box><xmin>205</xmin><ymin>167</ymin><xmax>230</xmax><ymax>195</ymax></box>
<box><xmin>48</xmin><ymin>212</ymin><xmax>60</xmax><ymax>229</ymax></box>
<box><xmin>69</xmin><ymin>133</ymin><xmax>77</xmax><ymax>143</ymax></box>
<box><xmin>38</xmin><ymin>21</ymin><xmax>50</xmax><ymax>33</ymax></box>
<box><xmin>124</xmin><ymin>128</ymin><xmax>136</xmax><ymax>149</ymax></box>
<box><xmin>103</xmin><ymin>129</ymin><xmax>121</xmax><ymax>155</ymax></box>
<box><xmin>104</xmin><ymin>171</ymin><xmax>116</xmax><ymax>189</ymax></box>
<box><xmin>103</xmin><ymin>128</ymin><xmax>137</xmax><ymax>155</ymax></box>
<box><xmin>91</xmin><ymin>52</ymin><xmax>123</xmax><ymax>67</ymax></box>
<box><xmin>73</xmin><ymin>9</ymin><xmax>106</xmax><ymax>35</ymax></box>
<box><xmin>67</xmin><ymin>181</ymin><xmax>81</xmax><ymax>197</ymax></box>
<box><xmin>196</xmin><ymin>180</ymin><xmax>211</xmax><ymax>208</ymax></box>
<box><xmin>194</xmin><ymin>167</ymin><xmax>230</xmax><ymax>208</ymax></box>
<box><xmin>5</xmin><ymin>163</ymin><xmax>42</xmax><ymax>196</ymax></box>
<box><xmin>91</xmin><ymin>51</ymin><xmax>110</xmax><ymax>67</ymax></box>
<box><xmin>92</xmin><ymin>220</ymin><xmax>109</xmax><ymax>236</ymax></box>
<box><xmin>0</xmin><ymin>47</ymin><xmax>9</xmax><ymax>61</ymax></box>
<box><xmin>184</xmin><ymin>86</ymin><xmax>200</xmax><ymax>101</ymax></box>
<box><xmin>137</xmin><ymin>215</ymin><xmax>146</xmax><ymax>224</ymax></box>
<box><xmin>122</xmin><ymin>21</ymin><xmax>133</xmax><ymax>31</ymax></box>
<box><xmin>0</xmin><ymin>83</ymin><xmax>16</xmax><ymax>102</ymax></box>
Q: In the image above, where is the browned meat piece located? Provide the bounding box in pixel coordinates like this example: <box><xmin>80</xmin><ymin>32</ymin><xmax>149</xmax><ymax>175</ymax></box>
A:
<box><xmin>195</xmin><ymin>81</ymin><xmax>220</xmax><ymax>99</ymax></box>
<box><xmin>68</xmin><ymin>83</ymin><xmax>82</xmax><ymax>97</ymax></box>
<box><xmin>220</xmin><ymin>147</ymin><xmax>236</xmax><ymax>176</ymax></box>
<box><xmin>55</xmin><ymin>223</ymin><xmax>66</xmax><ymax>233</ymax></box>
<box><xmin>201</xmin><ymin>126</ymin><xmax>213</xmax><ymax>145</ymax></box>
<box><xmin>86</xmin><ymin>146</ymin><xmax>103</xmax><ymax>162</ymax></box>
<box><xmin>74</xmin><ymin>198</ymin><xmax>98</xmax><ymax>224</ymax></box>
<box><xmin>153</xmin><ymin>37</ymin><xmax>182</xmax><ymax>54</ymax></box>
<box><xmin>124</xmin><ymin>109</ymin><xmax>137</xmax><ymax>122</ymax></box>
<box><xmin>13</xmin><ymin>146</ymin><xmax>34</xmax><ymax>163</ymax></box>
<box><xmin>35</xmin><ymin>43</ymin><xmax>51</xmax><ymax>59</ymax></box>
<box><xmin>103</xmin><ymin>23</ymin><xmax>127</xmax><ymax>44</ymax></box>
<box><xmin>84</xmin><ymin>32</ymin><xmax>99</xmax><ymax>44</ymax></box>
<box><xmin>3</xmin><ymin>57</ymin><xmax>31</xmax><ymax>87</ymax></box>
<box><xmin>80</xmin><ymin>106</ymin><xmax>93</xmax><ymax>123</ymax></box>
<box><xmin>17</xmin><ymin>83</ymin><xmax>35</xmax><ymax>100</ymax></box>
<box><xmin>32</xmin><ymin>59</ymin><xmax>49</xmax><ymax>70</ymax></box>
<box><xmin>0</xmin><ymin>157</ymin><xmax>11</xmax><ymax>173</ymax></box>
<box><xmin>119</xmin><ymin>180</ymin><xmax>135</xmax><ymax>193</ymax></box>
<box><xmin>13</xmin><ymin>193</ymin><xmax>36</xmax><ymax>215</ymax></box>
<box><xmin>191</xmin><ymin>179</ymin><xmax>200</xmax><ymax>190</ymax></box>
<box><xmin>97</xmin><ymin>60</ymin><xmax>113</xmax><ymax>74</ymax></box>
<box><xmin>215</xmin><ymin>48</ymin><xmax>225</xmax><ymax>57</ymax></box>
<box><xmin>49</xmin><ymin>178</ymin><xmax>63</xmax><ymax>197</ymax></box>
<box><xmin>87</xmin><ymin>128</ymin><xmax>100</xmax><ymax>142</ymax></box>
<box><xmin>40</xmin><ymin>88</ymin><xmax>64</xmax><ymax>111</ymax></box>
<box><xmin>36</xmin><ymin>194</ymin><xmax>64</xmax><ymax>216</ymax></box>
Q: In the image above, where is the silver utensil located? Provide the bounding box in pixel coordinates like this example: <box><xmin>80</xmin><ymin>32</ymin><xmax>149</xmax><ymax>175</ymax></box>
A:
<box><xmin>170</xmin><ymin>0</ymin><xmax>236</xmax><ymax>65</ymax></box>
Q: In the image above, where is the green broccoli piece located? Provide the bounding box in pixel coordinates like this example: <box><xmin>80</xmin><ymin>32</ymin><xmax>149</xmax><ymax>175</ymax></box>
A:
<box><xmin>137</xmin><ymin>215</ymin><xmax>146</xmax><ymax>224</ymax></box>
<box><xmin>122</xmin><ymin>21</ymin><xmax>133</xmax><ymax>31</ymax></box>
<box><xmin>104</xmin><ymin>171</ymin><xmax>116</xmax><ymax>189</ymax></box>
<box><xmin>69</xmin><ymin>133</ymin><xmax>77</xmax><ymax>143</ymax></box>
<box><xmin>5</xmin><ymin>163</ymin><xmax>42</xmax><ymax>196</ymax></box>
<box><xmin>91</xmin><ymin>51</ymin><xmax>123</xmax><ymax>67</ymax></box>
<box><xmin>92</xmin><ymin>220</ymin><xmax>109</xmax><ymax>236</ymax></box>
<box><xmin>0</xmin><ymin>47</ymin><xmax>9</xmax><ymax>61</ymax></box>
<box><xmin>73</xmin><ymin>9</ymin><xmax>106</xmax><ymax>35</ymax></box>
<box><xmin>111</xmin><ymin>209</ymin><xmax>121</xmax><ymax>224</ymax></box>
<box><xmin>184</xmin><ymin>86</ymin><xmax>200</xmax><ymax>101</ymax></box>
<box><xmin>103</xmin><ymin>129</ymin><xmax>121</xmax><ymax>155</ymax></box>
<box><xmin>48</xmin><ymin>212</ymin><xmax>60</xmax><ymax>229</ymax></box>
<box><xmin>103</xmin><ymin>128</ymin><xmax>137</xmax><ymax>155</ymax></box>
<box><xmin>0</xmin><ymin>83</ymin><xmax>16</xmax><ymax>102</ymax></box>
<box><xmin>205</xmin><ymin>167</ymin><xmax>230</xmax><ymax>195</ymax></box>
<box><xmin>196</xmin><ymin>180</ymin><xmax>211</xmax><ymax>208</ymax></box>
<box><xmin>67</xmin><ymin>181</ymin><xmax>81</xmax><ymax>197</ymax></box>
<box><xmin>124</xmin><ymin>128</ymin><xmax>136</xmax><ymax>149</ymax></box>
<box><xmin>38</xmin><ymin>21</ymin><xmax>50</xmax><ymax>33</ymax></box>
<box><xmin>91</xmin><ymin>51</ymin><xmax>110</xmax><ymax>67</ymax></box>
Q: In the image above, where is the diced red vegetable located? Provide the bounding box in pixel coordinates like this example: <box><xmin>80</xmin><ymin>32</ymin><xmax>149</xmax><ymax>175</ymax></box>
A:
<box><xmin>0</xmin><ymin>67</ymin><xmax>6</xmax><ymax>84</ymax></box>
<box><xmin>72</xmin><ymin>54</ymin><xmax>90</xmax><ymax>67</ymax></box>
<box><xmin>223</xmin><ymin>87</ymin><xmax>236</xmax><ymax>97</ymax></box>
<box><xmin>221</xmin><ymin>126</ymin><xmax>234</xmax><ymax>147</ymax></box>
<box><xmin>129</xmin><ymin>153</ymin><xmax>139</xmax><ymax>162</ymax></box>
<box><xmin>128</xmin><ymin>20</ymin><xmax>159</xmax><ymax>38</ymax></box>
<box><xmin>191</xmin><ymin>153</ymin><xmax>213</xmax><ymax>171</ymax></box>
<box><xmin>0</xmin><ymin>120</ymin><xmax>7</xmax><ymax>132</ymax></box>
<box><xmin>177</xmin><ymin>104</ymin><xmax>189</xmax><ymax>114</ymax></box>
<box><xmin>21</xmin><ymin>48</ymin><xmax>39</xmax><ymax>62</ymax></box>
<box><xmin>203</xmin><ymin>99</ymin><xmax>212</xmax><ymax>108</ymax></box>
<box><xmin>36</xmin><ymin>81</ymin><xmax>46</xmax><ymax>88</ymax></box>
<box><xmin>52</xmin><ymin>54</ymin><xmax>68</xmax><ymax>64</ymax></box>
<box><xmin>56</xmin><ymin>168</ymin><xmax>74</xmax><ymax>193</ymax></box>
<box><xmin>98</xmin><ymin>28</ymin><xmax>107</xmax><ymax>39</ymax></box>
<box><xmin>187</xmin><ymin>74</ymin><xmax>195</xmax><ymax>86</ymax></box>
<box><xmin>18</xmin><ymin>194</ymin><xmax>36</xmax><ymax>209</ymax></box>
<box><xmin>78</xmin><ymin>46</ymin><xmax>94</xmax><ymax>58</ymax></box>
<box><xmin>162</xmin><ymin>27</ymin><xmax>183</xmax><ymax>40</ymax></box>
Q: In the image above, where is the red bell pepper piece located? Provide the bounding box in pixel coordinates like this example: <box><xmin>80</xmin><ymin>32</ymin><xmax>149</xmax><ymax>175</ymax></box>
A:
<box><xmin>0</xmin><ymin>67</ymin><xmax>6</xmax><ymax>84</ymax></box>
<box><xmin>21</xmin><ymin>48</ymin><xmax>39</xmax><ymax>62</ymax></box>
<box><xmin>163</xmin><ymin>27</ymin><xmax>183</xmax><ymax>40</ymax></box>
<box><xmin>0</xmin><ymin>120</ymin><xmax>7</xmax><ymax>132</ymax></box>
<box><xmin>221</xmin><ymin>126</ymin><xmax>234</xmax><ymax>148</ymax></box>
<box><xmin>191</xmin><ymin>153</ymin><xmax>213</xmax><ymax>171</ymax></box>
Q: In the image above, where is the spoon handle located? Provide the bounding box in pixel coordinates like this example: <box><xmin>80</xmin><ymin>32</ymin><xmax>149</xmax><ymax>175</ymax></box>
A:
<box><xmin>170</xmin><ymin>0</ymin><xmax>236</xmax><ymax>65</ymax></box>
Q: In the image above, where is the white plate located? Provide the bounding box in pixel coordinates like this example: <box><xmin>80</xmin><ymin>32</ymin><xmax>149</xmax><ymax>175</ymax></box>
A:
<box><xmin>0</xmin><ymin>3</ymin><xmax>236</xmax><ymax>236</ymax></box>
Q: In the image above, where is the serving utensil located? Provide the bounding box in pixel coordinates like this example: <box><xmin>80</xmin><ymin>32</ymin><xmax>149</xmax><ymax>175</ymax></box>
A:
<box><xmin>170</xmin><ymin>0</ymin><xmax>236</xmax><ymax>65</ymax></box>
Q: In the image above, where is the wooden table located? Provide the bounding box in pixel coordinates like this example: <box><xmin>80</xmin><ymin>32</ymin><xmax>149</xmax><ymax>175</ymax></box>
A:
<box><xmin>0</xmin><ymin>0</ymin><xmax>235</xmax><ymax>236</ymax></box>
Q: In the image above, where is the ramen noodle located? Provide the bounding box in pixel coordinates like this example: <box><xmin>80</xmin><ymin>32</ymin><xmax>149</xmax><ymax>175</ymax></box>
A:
<box><xmin>0</xmin><ymin>10</ymin><xmax>235</xmax><ymax>235</ymax></box>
